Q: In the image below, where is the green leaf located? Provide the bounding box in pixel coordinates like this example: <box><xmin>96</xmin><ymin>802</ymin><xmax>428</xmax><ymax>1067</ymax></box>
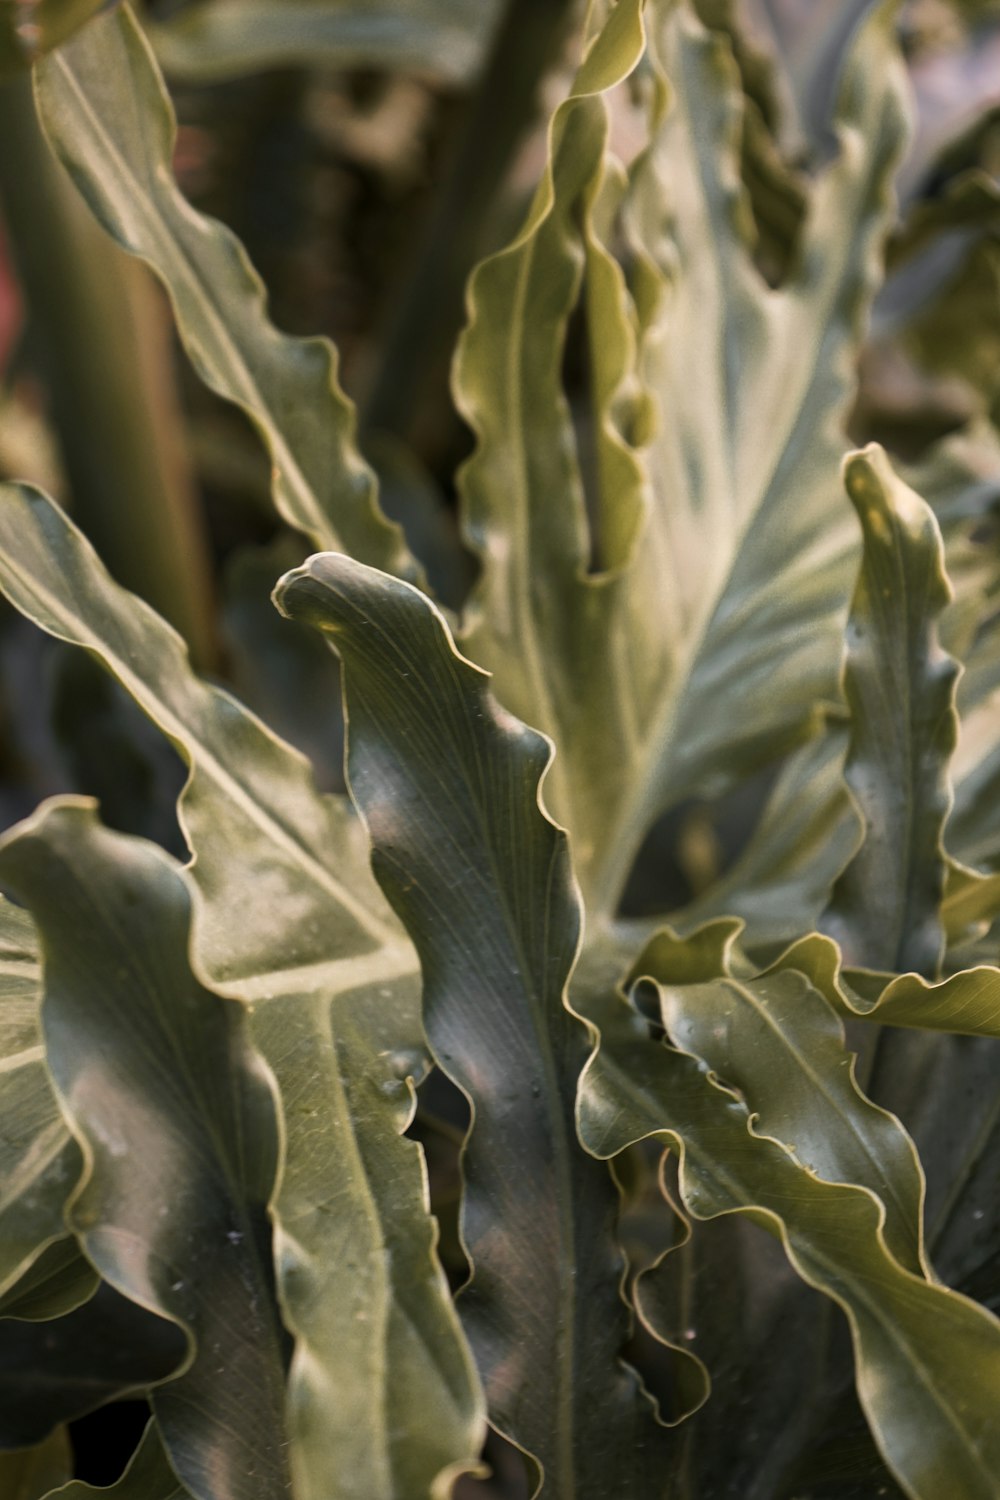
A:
<box><xmin>0</xmin><ymin>1429</ymin><xmax>72</xmax><ymax>1499</ymax></box>
<box><xmin>576</xmin><ymin>979</ymin><xmax>1000</xmax><ymax>1500</ymax></box>
<box><xmin>34</xmin><ymin>4</ymin><xmax>418</xmax><ymax>577</ymax></box>
<box><xmin>632</xmin><ymin>923</ymin><xmax>928</xmax><ymax>1277</ymax></box>
<box><xmin>143</xmin><ymin>0</ymin><xmax>499</xmax><ymax>86</ymax></box>
<box><xmin>821</xmin><ymin>447</ymin><xmax>960</xmax><ymax>977</ymax></box>
<box><xmin>0</xmin><ymin>897</ymin><xmax>84</xmax><ymax>1312</ymax></box>
<box><xmin>0</xmin><ymin>482</ymin><xmax>485</xmax><ymax>1499</ymax></box>
<box><xmin>42</xmin><ymin>1420</ymin><xmax>191</xmax><ymax>1499</ymax></box>
<box><xmin>0</xmin><ymin>485</ymin><xmax>389</xmax><ymax>990</ymax></box>
<box><xmin>0</xmin><ymin>0</ymin><xmax>110</xmax><ymax>72</ymax></box>
<box><xmin>0</xmin><ymin>800</ymin><xmax>291</xmax><ymax>1498</ymax></box>
<box><xmin>633</xmin><ymin>1169</ymin><xmax>858</xmax><ymax>1499</ymax></box>
<box><xmin>768</xmin><ymin>931</ymin><xmax>1000</xmax><ymax>1038</ymax></box>
<box><xmin>454</xmin><ymin>0</ymin><xmax>907</xmax><ymax>917</ymax></box>
<box><xmin>275</xmin><ymin>551</ymin><xmax>675</xmax><ymax>1496</ymax></box>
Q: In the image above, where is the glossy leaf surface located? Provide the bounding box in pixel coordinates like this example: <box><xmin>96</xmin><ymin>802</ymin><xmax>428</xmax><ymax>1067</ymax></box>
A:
<box><xmin>0</xmin><ymin>802</ymin><xmax>291</xmax><ymax>1499</ymax></box>
<box><xmin>0</xmin><ymin>485</ymin><xmax>484</xmax><ymax>1499</ymax></box>
<box><xmin>455</xmin><ymin>0</ymin><xmax>907</xmax><ymax>916</ymax></box>
<box><xmin>632</xmin><ymin>922</ymin><xmax>927</xmax><ymax>1276</ymax></box>
<box><xmin>276</xmin><ymin>551</ymin><xmax>673</xmax><ymax>1496</ymax></box>
<box><xmin>821</xmin><ymin>447</ymin><xmax>959</xmax><ymax>977</ymax></box>
<box><xmin>43</xmin><ymin>1421</ymin><xmax>190</xmax><ymax>1499</ymax></box>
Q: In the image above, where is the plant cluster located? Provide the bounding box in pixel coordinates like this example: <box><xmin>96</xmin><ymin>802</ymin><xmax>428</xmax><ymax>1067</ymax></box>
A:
<box><xmin>0</xmin><ymin>2</ymin><xmax>999</xmax><ymax>1497</ymax></box>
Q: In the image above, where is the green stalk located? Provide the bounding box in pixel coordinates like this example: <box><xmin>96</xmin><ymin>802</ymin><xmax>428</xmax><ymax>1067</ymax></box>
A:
<box><xmin>0</xmin><ymin>72</ymin><xmax>217</xmax><ymax>670</ymax></box>
<box><xmin>360</xmin><ymin>0</ymin><xmax>576</xmax><ymax>450</ymax></box>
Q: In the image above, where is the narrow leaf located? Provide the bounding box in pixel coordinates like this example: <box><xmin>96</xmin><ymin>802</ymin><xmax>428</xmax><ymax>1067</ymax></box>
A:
<box><xmin>35</xmin><ymin>4</ymin><xmax>417</xmax><ymax>577</ymax></box>
<box><xmin>821</xmin><ymin>446</ymin><xmax>960</xmax><ymax>977</ymax></box>
<box><xmin>254</xmin><ymin>977</ymin><xmax>486</xmax><ymax>1500</ymax></box>
<box><xmin>0</xmin><ymin>801</ymin><xmax>291</xmax><ymax>1500</ymax></box>
<box><xmin>276</xmin><ymin>551</ymin><xmax>674</xmax><ymax>1496</ymax></box>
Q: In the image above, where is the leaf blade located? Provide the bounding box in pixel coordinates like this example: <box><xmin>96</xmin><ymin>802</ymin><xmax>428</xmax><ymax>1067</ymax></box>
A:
<box><xmin>0</xmin><ymin>801</ymin><xmax>291</xmax><ymax>1500</ymax></box>
<box><xmin>276</xmin><ymin>551</ymin><xmax>675</xmax><ymax>1496</ymax></box>
<box><xmin>35</xmin><ymin>4</ymin><xmax>417</xmax><ymax>576</ymax></box>
<box><xmin>821</xmin><ymin>447</ymin><xmax>960</xmax><ymax>976</ymax></box>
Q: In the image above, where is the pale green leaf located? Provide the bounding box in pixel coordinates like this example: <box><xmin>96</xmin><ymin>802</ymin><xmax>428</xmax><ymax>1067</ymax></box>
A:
<box><xmin>0</xmin><ymin>896</ymin><xmax>84</xmax><ymax>1311</ymax></box>
<box><xmin>35</xmin><ymin>4</ymin><xmax>418</xmax><ymax>577</ymax></box>
<box><xmin>455</xmin><ymin>0</ymin><xmax>907</xmax><ymax>918</ymax></box>
<box><xmin>821</xmin><ymin>447</ymin><xmax>960</xmax><ymax>977</ymax></box>
<box><xmin>143</xmin><ymin>0</ymin><xmax>499</xmax><ymax>86</ymax></box>
<box><xmin>275</xmin><ymin>550</ymin><xmax>675</xmax><ymax>1497</ymax></box>
<box><xmin>0</xmin><ymin>483</ymin><xmax>485</xmax><ymax>1499</ymax></box>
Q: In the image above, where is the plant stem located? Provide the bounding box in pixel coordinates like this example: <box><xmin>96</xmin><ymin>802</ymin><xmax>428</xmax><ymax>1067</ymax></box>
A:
<box><xmin>0</xmin><ymin>72</ymin><xmax>217</xmax><ymax>670</ymax></box>
<box><xmin>360</xmin><ymin>0</ymin><xmax>576</xmax><ymax>450</ymax></box>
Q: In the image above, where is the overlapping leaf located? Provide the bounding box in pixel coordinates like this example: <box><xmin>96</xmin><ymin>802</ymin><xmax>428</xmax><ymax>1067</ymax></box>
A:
<box><xmin>629</xmin><ymin>921</ymin><xmax>928</xmax><ymax>1275</ymax></box>
<box><xmin>454</xmin><ymin>0</ymin><xmax>908</xmax><ymax>917</ymax></box>
<box><xmin>0</xmin><ymin>801</ymin><xmax>290</xmax><ymax>1498</ymax></box>
<box><xmin>276</xmin><ymin>551</ymin><xmax>675</xmax><ymax>1497</ymax></box>
<box><xmin>668</xmin><ymin>433</ymin><xmax>1000</xmax><ymax>960</ymax></box>
<box><xmin>768</xmin><ymin>932</ymin><xmax>1000</xmax><ymax>1038</ymax></box>
<box><xmin>34</xmin><ymin>4</ymin><xmax>418</xmax><ymax>578</ymax></box>
<box><xmin>576</xmin><ymin>970</ymin><xmax>1000</xmax><ymax>1499</ymax></box>
<box><xmin>0</xmin><ymin>1237</ymin><xmax>96</xmax><ymax>1322</ymax></box>
<box><xmin>0</xmin><ymin>484</ymin><xmax>484</xmax><ymax>1499</ymax></box>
